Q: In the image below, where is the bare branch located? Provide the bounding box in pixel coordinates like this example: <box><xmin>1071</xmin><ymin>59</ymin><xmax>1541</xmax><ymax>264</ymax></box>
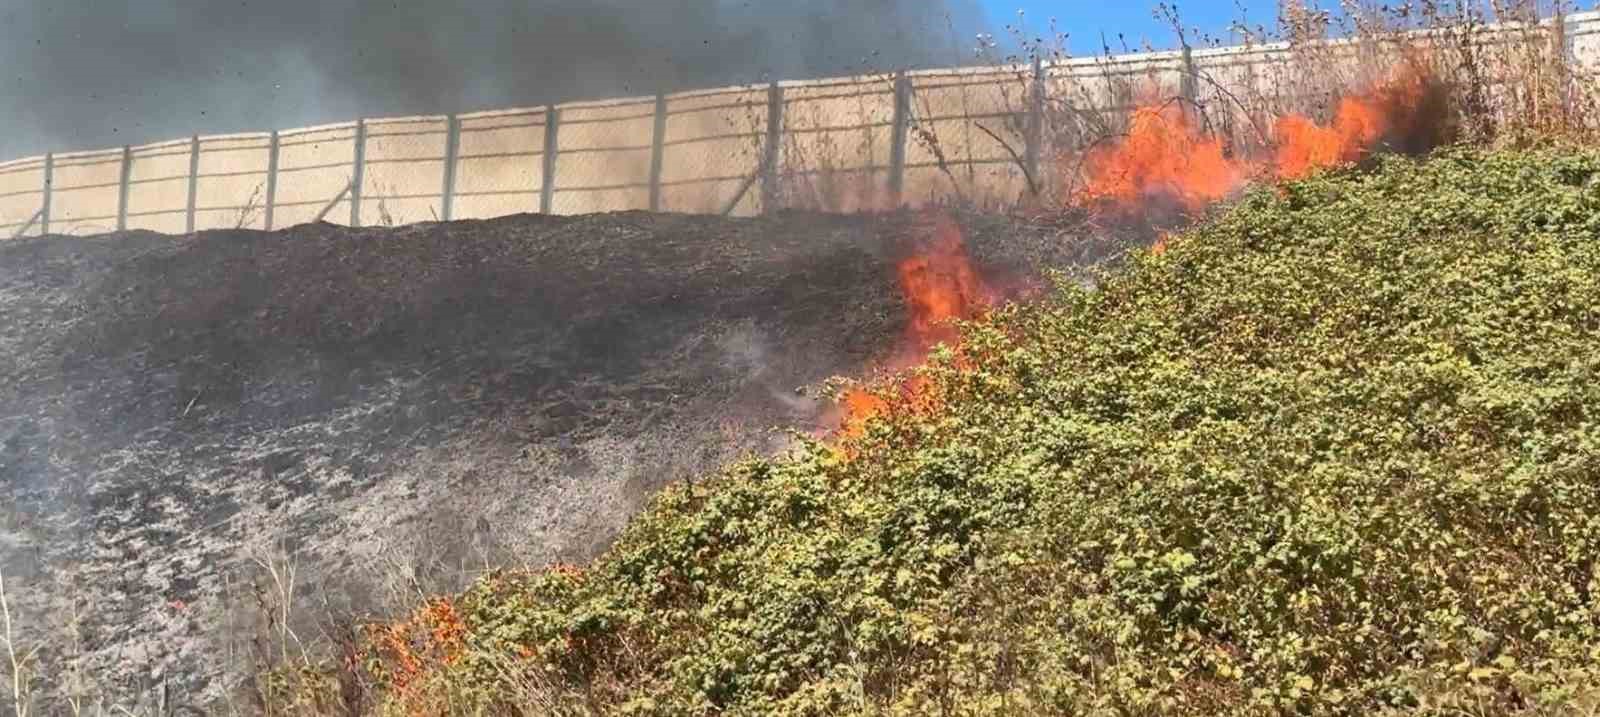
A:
<box><xmin>973</xmin><ymin>123</ymin><xmax>1039</xmax><ymax>197</ymax></box>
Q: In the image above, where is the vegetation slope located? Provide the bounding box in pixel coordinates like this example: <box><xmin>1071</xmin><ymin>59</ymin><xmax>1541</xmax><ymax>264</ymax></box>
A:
<box><xmin>278</xmin><ymin>148</ymin><xmax>1600</xmax><ymax>715</ymax></box>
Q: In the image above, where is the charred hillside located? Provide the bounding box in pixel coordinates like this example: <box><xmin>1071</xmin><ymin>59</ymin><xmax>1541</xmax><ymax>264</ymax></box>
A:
<box><xmin>0</xmin><ymin>208</ymin><xmax>1105</xmax><ymax>697</ymax></box>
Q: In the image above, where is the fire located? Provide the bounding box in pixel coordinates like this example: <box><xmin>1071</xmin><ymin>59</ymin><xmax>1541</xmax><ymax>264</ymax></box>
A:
<box><xmin>1080</xmin><ymin>103</ymin><xmax>1246</xmax><ymax>212</ymax></box>
<box><xmin>836</xmin><ymin>212</ymin><xmax>991</xmax><ymax>441</ymax></box>
<box><xmin>1151</xmin><ymin>231</ymin><xmax>1171</xmax><ymax>256</ymax></box>
<box><xmin>1275</xmin><ymin>71</ymin><xmax>1429</xmax><ymax>180</ymax></box>
<box><xmin>1077</xmin><ymin>68</ymin><xmax>1439</xmax><ymax>212</ymax></box>
<box><xmin>1274</xmin><ymin>110</ymin><xmax>1378</xmax><ymax>180</ymax></box>
<box><xmin>894</xmin><ymin>215</ymin><xmax>988</xmax><ymax>359</ymax></box>
<box><xmin>831</xmin><ymin>70</ymin><xmax>1437</xmax><ymax>444</ymax></box>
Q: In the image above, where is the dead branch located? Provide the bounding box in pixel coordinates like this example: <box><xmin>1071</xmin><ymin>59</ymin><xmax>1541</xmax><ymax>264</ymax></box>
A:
<box><xmin>974</xmin><ymin>122</ymin><xmax>1039</xmax><ymax>197</ymax></box>
<box><xmin>1189</xmin><ymin>68</ymin><xmax>1275</xmax><ymax>148</ymax></box>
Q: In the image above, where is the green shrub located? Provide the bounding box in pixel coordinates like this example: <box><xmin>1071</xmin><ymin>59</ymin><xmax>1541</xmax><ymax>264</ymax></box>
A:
<box><xmin>347</xmin><ymin>148</ymin><xmax>1600</xmax><ymax>715</ymax></box>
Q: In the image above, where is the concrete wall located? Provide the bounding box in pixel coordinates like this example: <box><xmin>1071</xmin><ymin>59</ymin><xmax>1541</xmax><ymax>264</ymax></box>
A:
<box><xmin>551</xmin><ymin>96</ymin><xmax>658</xmax><ymax>215</ymax></box>
<box><xmin>3</xmin><ymin>10</ymin><xmax>1596</xmax><ymax>238</ymax></box>
<box><xmin>906</xmin><ymin>66</ymin><xmax>1034</xmax><ymax>210</ymax></box>
<box><xmin>0</xmin><ymin>157</ymin><xmax>47</xmax><ymax>234</ymax></box>
<box><xmin>361</xmin><ymin>116</ymin><xmax>450</xmax><ymax>227</ymax></box>
<box><xmin>453</xmin><ymin>108</ymin><xmax>548</xmax><ymax>220</ymax></box>
<box><xmin>658</xmin><ymin>86</ymin><xmax>767</xmax><ymax>215</ymax></box>
<box><xmin>195</xmin><ymin>133</ymin><xmax>273</xmax><ymax>231</ymax></box>
<box><xmin>126</xmin><ymin>139</ymin><xmax>191</xmax><ymax>235</ymax></box>
<box><xmin>272</xmin><ymin>123</ymin><xmax>358</xmax><ymax>230</ymax></box>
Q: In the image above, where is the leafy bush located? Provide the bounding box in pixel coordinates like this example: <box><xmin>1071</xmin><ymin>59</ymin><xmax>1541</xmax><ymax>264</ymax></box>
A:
<box><xmin>309</xmin><ymin>148</ymin><xmax>1600</xmax><ymax>715</ymax></box>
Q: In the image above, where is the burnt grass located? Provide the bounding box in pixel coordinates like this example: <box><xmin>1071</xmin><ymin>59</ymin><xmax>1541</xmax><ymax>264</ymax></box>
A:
<box><xmin>0</xmin><ymin>208</ymin><xmax>1115</xmax><ymax>699</ymax></box>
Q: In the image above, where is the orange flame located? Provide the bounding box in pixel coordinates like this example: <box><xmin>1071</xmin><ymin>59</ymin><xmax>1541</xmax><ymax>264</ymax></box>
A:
<box><xmin>1275</xmin><ymin>72</ymin><xmax>1428</xmax><ymax>179</ymax></box>
<box><xmin>1151</xmin><ymin>231</ymin><xmax>1171</xmax><ymax>256</ymax></box>
<box><xmin>1273</xmin><ymin>110</ymin><xmax>1378</xmax><ymax>180</ymax></box>
<box><xmin>837</xmin><ymin>213</ymin><xmax>991</xmax><ymax>441</ymax></box>
<box><xmin>895</xmin><ymin>215</ymin><xmax>988</xmax><ymax>359</ymax></box>
<box><xmin>1077</xmin><ymin>69</ymin><xmax>1438</xmax><ymax>213</ymax></box>
<box><xmin>838</xmin><ymin>386</ymin><xmax>890</xmax><ymax>440</ymax></box>
<box><xmin>1080</xmin><ymin>103</ymin><xmax>1246</xmax><ymax>212</ymax></box>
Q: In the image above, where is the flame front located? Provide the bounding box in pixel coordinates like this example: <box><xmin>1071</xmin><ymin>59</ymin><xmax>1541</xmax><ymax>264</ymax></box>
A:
<box><xmin>1078</xmin><ymin>69</ymin><xmax>1439</xmax><ymax>212</ymax></box>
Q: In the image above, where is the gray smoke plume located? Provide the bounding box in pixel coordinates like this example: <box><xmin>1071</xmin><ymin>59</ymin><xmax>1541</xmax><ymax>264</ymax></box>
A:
<box><xmin>0</xmin><ymin>0</ymin><xmax>987</xmax><ymax>160</ymax></box>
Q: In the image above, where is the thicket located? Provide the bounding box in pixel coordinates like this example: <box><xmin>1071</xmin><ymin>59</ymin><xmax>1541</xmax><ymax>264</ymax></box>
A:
<box><xmin>254</xmin><ymin>148</ymin><xmax>1600</xmax><ymax>715</ymax></box>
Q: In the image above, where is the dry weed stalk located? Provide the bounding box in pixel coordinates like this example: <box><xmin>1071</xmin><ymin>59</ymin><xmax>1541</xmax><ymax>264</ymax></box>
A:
<box><xmin>0</xmin><ymin>568</ymin><xmax>41</xmax><ymax>717</ymax></box>
<box><xmin>233</xmin><ymin>183</ymin><xmax>264</xmax><ymax>230</ymax></box>
<box><xmin>250</xmin><ymin>552</ymin><xmax>310</xmax><ymax>672</ymax></box>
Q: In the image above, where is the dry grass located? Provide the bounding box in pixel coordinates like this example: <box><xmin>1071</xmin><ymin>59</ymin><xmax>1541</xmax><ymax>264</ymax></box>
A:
<box><xmin>1</xmin><ymin>568</ymin><xmax>42</xmax><ymax>717</ymax></box>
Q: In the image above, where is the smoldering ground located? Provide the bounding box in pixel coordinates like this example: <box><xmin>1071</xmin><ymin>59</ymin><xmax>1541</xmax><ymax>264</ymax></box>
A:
<box><xmin>0</xmin><ymin>0</ymin><xmax>986</xmax><ymax>160</ymax></box>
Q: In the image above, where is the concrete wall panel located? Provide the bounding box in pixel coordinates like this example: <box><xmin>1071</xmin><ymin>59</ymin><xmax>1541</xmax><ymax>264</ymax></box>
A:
<box><xmin>271</xmin><ymin>200</ymin><xmax>341</xmax><ymax>230</ymax></box>
<box><xmin>275</xmin><ymin>124</ymin><xmax>357</xmax><ymax>225</ymax></box>
<box><xmin>361</xmin><ymin>116</ymin><xmax>449</xmax><ymax>226</ymax></box>
<box><xmin>451</xmin><ymin>195</ymin><xmax>537</xmax><ymax>221</ymax></box>
<box><xmin>659</xmin><ymin>87</ymin><xmax>765</xmax><ymax>214</ymax></box>
<box><xmin>49</xmin><ymin>150</ymin><xmax>123</xmax><ymax>235</ymax></box>
<box><xmin>0</xmin><ymin>158</ymin><xmax>47</xmax><ymax>237</ymax></box>
<box><xmin>195</xmin><ymin>171</ymin><xmax>273</xmax><ymax>229</ymax></box>
<box><xmin>1573</xmin><ymin>18</ymin><xmax>1600</xmax><ymax>70</ymax></box>
<box><xmin>359</xmin><ymin>197</ymin><xmax>445</xmax><ymax>227</ymax></box>
<box><xmin>659</xmin><ymin>178</ymin><xmax>759</xmax><ymax>216</ymax></box>
<box><xmin>903</xmin><ymin>69</ymin><xmax>1029</xmax><ymax>203</ymax></box>
<box><xmin>550</xmin><ymin>186</ymin><xmax>647</xmax><ymax>216</ymax></box>
<box><xmin>125</xmin><ymin>141</ymin><xmax>193</xmax><ymax>234</ymax></box>
<box><xmin>777</xmin><ymin>79</ymin><xmax>896</xmax><ymax>211</ymax></box>
<box><xmin>194</xmin><ymin>133</ymin><xmax>272</xmax><ymax>230</ymax></box>
<box><xmin>550</xmin><ymin>97</ymin><xmax>655</xmax><ymax>213</ymax></box>
<box><xmin>193</xmin><ymin>207</ymin><xmax>254</xmax><ymax>231</ymax></box>
<box><xmin>454</xmin><ymin>108</ymin><xmax>546</xmax><ymax>218</ymax></box>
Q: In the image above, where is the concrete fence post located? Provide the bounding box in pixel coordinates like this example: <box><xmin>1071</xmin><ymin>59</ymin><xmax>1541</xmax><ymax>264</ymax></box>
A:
<box><xmin>1180</xmin><ymin>43</ymin><xmax>1198</xmax><ymax>108</ymax></box>
<box><xmin>350</xmin><ymin>119</ymin><xmax>366</xmax><ymax>226</ymax></box>
<box><xmin>185</xmin><ymin>136</ymin><xmax>200</xmax><ymax>234</ymax></box>
<box><xmin>117</xmin><ymin>146</ymin><xmax>132</xmax><ymax>231</ymax></box>
<box><xmin>649</xmin><ymin>93</ymin><xmax>668</xmax><ymax>212</ymax></box>
<box><xmin>1025</xmin><ymin>56</ymin><xmax>1045</xmax><ymax>195</ymax></box>
<box><xmin>888</xmin><ymin>73</ymin><xmax>911</xmax><ymax>206</ymax></box>
<box><xmin>761</xmin><ymin>82</ymin><xmax>784</xmax><ymax>214</ymax></box>
<box><xmin>40</xmin><ymin>153</ymin><xmax>52</xmax><ymax>235</ymax></box>
<box><xmin>442</xmin><ymin>114</ymin><xmax>460</xmax><ymax>222</ymax></box>
<box><xmin>264</xmin><ymin>131</ymin><xmax>279</xmax><ymax>231</ymax></box>
<box><xmin>541</xmin><ymin>106</ymin><xmax>560</xmax><ymax>214</ymax></box>
<box><xmin>1554</xmin><ymin>3</ymin><xmax>1573</xmax><ymax>121</ymax></box>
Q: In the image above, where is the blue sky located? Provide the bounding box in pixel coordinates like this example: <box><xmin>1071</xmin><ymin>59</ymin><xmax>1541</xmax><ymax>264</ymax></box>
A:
<box><xmin>977</xmin><ymin>0</ymin><xmax>1283</xmax><ymax>55</ymax></box>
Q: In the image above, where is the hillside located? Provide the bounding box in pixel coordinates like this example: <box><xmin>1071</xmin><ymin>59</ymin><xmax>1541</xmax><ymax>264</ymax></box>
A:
<box><xmin>278</xmin><ymin>149</ymin><xmax>1600</xmax><ymax>715</ymax></box>
<box><xmin>0</xmin><ymin>209</ymin><xmax>1103</xmax><ymax>701</ymax></box>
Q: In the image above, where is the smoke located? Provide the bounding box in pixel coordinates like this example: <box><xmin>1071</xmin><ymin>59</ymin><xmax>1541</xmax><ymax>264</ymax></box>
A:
<box><xmin>0</xmin><ymin>0</ymin><xmax>986</xmax><ymax>160</ymax></box>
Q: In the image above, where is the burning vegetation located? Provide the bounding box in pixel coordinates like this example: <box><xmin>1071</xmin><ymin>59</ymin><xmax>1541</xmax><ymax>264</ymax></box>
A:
<box><xmin>834</xmin><ymin>66</ymin><xmax>1455</xmax><ymax>445</ymax></box>
<box><xmin>1079</xmin><ymin>103</ymin><xmax>1245</xmax><ymax>212</ymax></box>
<box><xmin>1078</xmin><ymin>66</ymin><xmax>1453</xmax><ymax>215</ymax></box>
<box><xmin>837</xmin><ymin>213</ymin><xmax>994</xmax><ymax>440</ymax></box>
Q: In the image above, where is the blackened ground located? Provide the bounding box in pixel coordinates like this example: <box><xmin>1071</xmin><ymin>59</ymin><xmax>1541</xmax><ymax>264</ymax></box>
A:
<box><xmin>0</xmin><ymin>208</ymin><xmax>1125</xmax><ymax>703</ymax></box>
